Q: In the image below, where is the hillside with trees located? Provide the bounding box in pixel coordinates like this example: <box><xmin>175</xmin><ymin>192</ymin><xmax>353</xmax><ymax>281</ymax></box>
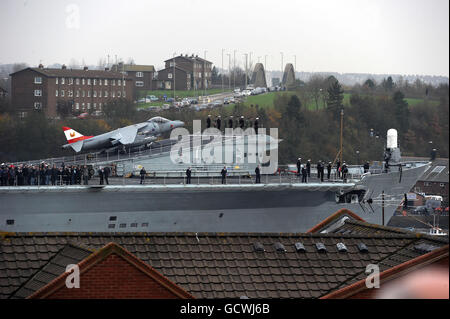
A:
<box><xmin>0</xmin><ymin>76</ymin><xmax>448</xmax><ymax>165</ymax></box>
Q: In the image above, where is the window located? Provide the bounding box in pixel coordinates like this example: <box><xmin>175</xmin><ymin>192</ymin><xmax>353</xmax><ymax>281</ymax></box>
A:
<box><xmin>82</xmin><ymin>90</ymin><xmax>85</xmax><ymax>97</ymax></box>
<box><xmin>424</xmin><ymin>182</ymin><xmax>431</xmax><ymax>187</ymax></box>
<box><xmin>122</xmin><ymin>91</ymin><xmax>126</xmax><ymax>97</ymax></box>
<box><xmin>104</xmin><ymin>79</ymin><xmax>108</xmax><ymax>85</ymax></box>
<box><xmin>118</xmin><ymin>80</ymin><xmax>121</xmax><ymax>86</ymax></box>
<box><xmin>19</xmin><ymin>112</ymin><xmax>27</xmax><ymax>118</ymax></box>
<box><xmin>136</xmin><ymin>71</ymin><xmax>143</xmax><ymax>77</ymax></box>
<box><xmin>87</xmin><ymin>79</ymin><xmax>91</xmax><ymax>85</ymax></box>
<box><xmin>82</xmin><ymin>103</ymin><xmax>85</xmax><ymax>109</ymax></box>
<box><xmin>87</xmin><ymin>102</ymin><xmax>90</xmax><ymax>109</ymax></box>
<box><xmin>93</xmin><ymin>103</ymin><xmax>97</xmax><ymax>109</ymax></box>
<box><xmin>56</xmin><ymin>78</ymin><xmax>59</xmax><ymax>85</ymax></box>
<box><xmin>76</xmin><ymin>90</ymin><xmax>80</xmax><ymax>97</ymax></box>
<box><xmin>112</xmin><ymin>91</ymin><xmax>115</xmax><ymax>98</ymax></box>
<box><xmin>34</xmin><ymin>102</ymin><xmax>42</xmax><ymax>109</ymax></box>
<box><xmin>99</xmin><ymin>90</ymin><xmax>102</xmax><ymax>97</ymax></box>
<box><xmin>69</xmin><ymin>78</ymin><xmax>73</xmax><ymax>85</ymax></box>
<box><xmin>69</xmin><ymin>90</ymin><xmax>73</xmax><ymax>97</ymax></box>
<box><xmin>61</xmin><ymin>78</ymin><xmax>65</xmax><ymax>84</ymax></box>
<box><xmin>123</xmin><ymin>80</ymin><xmax>126</xmax><ymax>87</ymax></box>
<box><xmin>55</xmin><ymin>90</ymin><xmax>58</xmax><ymax>97</ymax></box>
<box><xmin>135</xmin><ymin>81</ymin><xmax>144</xmax><ymax>87</ymax></box>
<box><xmin>87</xmin><ymin>90</ymin><xmax>90</xmax><ymax>97</ymax></box>
<box><xmin>34</xmin><ymin>77</ymin><xmax>42</xmax><ymax>84</ymax></box>
<box><xmin>117</xmin><ymin>91</ymin><xmax>121</xmax><ymax>97</ymax></box>
<box><xmin>99</xmin><ymin>103</ymin><xmax>102</xmax><ymax>110</ymax></box>
<box><xmin>440</xmin><ymin>183</ymin><xmax>446</xmax><ymax>188</ymax></box>
<box><xmin>34</xmin><ymin>90</ymin><xmax>42</xmax><ymax>96</ymax></box>
<box><xmin>198</xmin><ymin>72</ymin><xmax>202</xmax><ymax>77</ymax></box>
<box><xmin>81</xmin><ymin>79</ymin><xmax>85</xmax><ymax>85</ymax></box>
<box><xmin>168</xmin><ymin>73</ymin><xmax>173</xmax><ymax>79</ymax></box>
<box><xmin>169</xmin><ymin>62</ymin><xmax>175</xmax><ymax>67</ymax></box>
<box><xmin>99</xmin><ymin>79</ymin><xmax>102</xmax><ymax>85</ymax></box>
<box><xmin>93</xmin><ymin>90</ymin><xmax>97</xmax><ymax>97</ymax></box>
<box><xmin>76</xmin><ymin>78</ymin><xmax>80</xmax><ymax>85</ymax></box>
<box><xmin>112</xmin><ymin>79</ymin><xmax>115</xmax><ymax>86</ymax></box>
<box><xmin>75</xmin><ymin>103</ymin><xmax>79</xmax><ymax>110</ymax></box>
<box><xmin>105</xmin><ymin>91</ymin><xmax>108</xmax><ymax>97</ymax></box>
<box><xmin>93</xmin><ymin>79</ymin><xmax>96</xmax><ymax>85</ymax></box>
<box><xmin>61</xmin><ymin>90</ymin><xmax>65</xmax><ymax>97</ymax></box>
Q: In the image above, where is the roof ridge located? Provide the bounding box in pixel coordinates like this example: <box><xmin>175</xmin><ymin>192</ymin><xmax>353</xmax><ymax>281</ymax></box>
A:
<box><xmin>28</xmin><ymin>242</ymin><xmax>194</xmax><ymax>299</ymax></box>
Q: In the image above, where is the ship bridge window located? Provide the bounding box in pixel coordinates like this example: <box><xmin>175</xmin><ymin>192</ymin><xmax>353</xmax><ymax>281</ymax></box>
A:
<box><xmin>148</xmin><ymin>116</ymin><xmax>169</xmax><ymax>123</ymax></box>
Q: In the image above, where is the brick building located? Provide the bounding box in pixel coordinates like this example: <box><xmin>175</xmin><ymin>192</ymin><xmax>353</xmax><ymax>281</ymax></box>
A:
<box><xmin>157</xmin><ymin>66</ymin><xmax>192</xmax><ymax>91</ymax></box>
<box><xmin>160</xmin><ymin>54</ymin><xmax>213</xmax><ymax>91</ymax></box>
<box><xmin>10</xmin><ymin>64</ymin><xmax>133</xmax><ymax>118</ymax></box>
<box><xmin>111</xmin><ymin>63</ymin><xmax>156</xmax><ymax>94</ymax></box>
<box><xmin>403</xmin><ymin>157</ymin><xmax>449</xmax><ymax>206</ymax></box>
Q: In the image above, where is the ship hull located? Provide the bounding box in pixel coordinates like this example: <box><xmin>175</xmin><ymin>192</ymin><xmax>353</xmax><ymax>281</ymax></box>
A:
<box><xmin>0</xmin><ymin>161</ymin><xmax>430</xmax><ymax>233</ymax></box>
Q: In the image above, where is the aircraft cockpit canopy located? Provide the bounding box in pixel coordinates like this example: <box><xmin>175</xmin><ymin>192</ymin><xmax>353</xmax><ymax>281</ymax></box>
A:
<box><xmin>148</xmin><ymin>116</ymin><xmax>170</xmax><ymax>123</ymax></box>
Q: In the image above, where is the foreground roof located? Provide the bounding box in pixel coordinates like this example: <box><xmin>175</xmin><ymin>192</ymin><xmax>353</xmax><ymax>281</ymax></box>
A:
<box><xmin>1</xmin><ymin>227</ymin><xmax>447</xmax><ymax>299</ymax></box>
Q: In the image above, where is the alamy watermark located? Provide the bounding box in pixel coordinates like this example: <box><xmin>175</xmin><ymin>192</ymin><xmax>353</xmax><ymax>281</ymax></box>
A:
<box><xmin>169</xmin><ymin>120</ymin><xmax>279</xmax><ymax>174</ymax></box>
<box><xmin>365</xmin><ymin>264</ymin><xmax>380</xmax><ymax>289</ymax></box>
<box><xmin>65</xmin><ymin>264</ymin><xmax>80</xmax><ymax>288</ymax></box>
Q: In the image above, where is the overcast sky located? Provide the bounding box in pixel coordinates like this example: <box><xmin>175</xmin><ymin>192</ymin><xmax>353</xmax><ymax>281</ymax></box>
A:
<box><xmin>1</xmin><ymin>0</ymin><xmax>448</xmax><ymax>76</ymax></box>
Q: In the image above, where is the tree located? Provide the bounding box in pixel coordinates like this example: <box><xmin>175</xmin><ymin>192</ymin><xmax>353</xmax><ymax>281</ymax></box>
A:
<box><xmin>326</xmin><ymin>79</ymin><xmax>344</xmax><ymax>118</ymax></box>
<box><xmin>382</xmin><ymin>76</ymin><xmax>395</xmax><ymax>91</ymax></box>
<box><xmin>363</xmin><ymin>78</ymin><xmax>376</xmax><ymax>90</ymax></box>
<box><xmin>392</xmin><ymin>90</ymin><xmax>409</xmax><ymax>132</ymax></box>
<box><xmin>306</xmin><ymin>74</ymin><xmax>326</xmax><ymax>110</ymax></box>
<box><xmin>211</xmin><ymin>66</ymin><xmax>220</xmax><ymax>85</ymax></box>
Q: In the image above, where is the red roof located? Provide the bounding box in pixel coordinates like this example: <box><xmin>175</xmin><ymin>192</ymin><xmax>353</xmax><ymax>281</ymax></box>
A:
<box><xmin>321</xmin><ymin>245</ymin><xmax>449</xmax><ymax>299</ymax></box>
<box><xmin>28</xmin><ymin>242</ymin><xmax>194</xmax><ymax>299</ymax></box>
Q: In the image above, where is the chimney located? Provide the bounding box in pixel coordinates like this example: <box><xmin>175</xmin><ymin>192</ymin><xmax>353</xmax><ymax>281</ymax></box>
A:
<box><xmin>62</xmin><ymin>64</ymin><xmax>67</xmax><ymax>70</ymax></box>
<box><xmin>38</xmin><ymin>64</ymin><xmax>44</xmax><ymax>69</ymax></box>
<box><xmin>83</xmin><ymin>66</ymin><xmax>88</xmax><ymax>71</ymax></box>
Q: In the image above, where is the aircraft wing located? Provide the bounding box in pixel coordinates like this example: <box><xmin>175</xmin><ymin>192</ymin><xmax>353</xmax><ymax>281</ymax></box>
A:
<box><xmin>110</xmin><ymin>123</ymin><xmax>147</xmax><ymax>145</ymax></box>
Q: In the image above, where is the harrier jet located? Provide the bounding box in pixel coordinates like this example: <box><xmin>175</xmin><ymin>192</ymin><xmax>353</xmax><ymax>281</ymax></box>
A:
<box><xmin>62</xmin><ymin>116</ymin><xmax>184</xmax><ymax>153</ymax></box>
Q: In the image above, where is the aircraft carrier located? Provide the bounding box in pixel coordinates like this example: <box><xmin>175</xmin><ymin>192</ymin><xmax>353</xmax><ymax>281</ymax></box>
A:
<box><xmin>1</xmin><ymin>127</ymin><xmax>433</xmax><ymax>233</ymax></box>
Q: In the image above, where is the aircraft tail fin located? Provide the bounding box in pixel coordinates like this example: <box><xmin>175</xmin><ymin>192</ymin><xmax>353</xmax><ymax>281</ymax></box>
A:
<box><xmin>63</xmin><ymin>126</ymin><xmax>84</xmax><ymax>144</ymax></box>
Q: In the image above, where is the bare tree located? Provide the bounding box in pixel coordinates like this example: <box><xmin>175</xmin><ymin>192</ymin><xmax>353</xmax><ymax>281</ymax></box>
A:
<box><xmin>307</xmin><ymin>74</ymin><xmax>326</xmax><ymax>110</ymax></box>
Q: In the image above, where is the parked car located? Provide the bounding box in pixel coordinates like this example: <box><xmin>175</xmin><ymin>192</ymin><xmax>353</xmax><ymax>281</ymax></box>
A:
<box><xmin>146</xmin><ymin>95</ymin><xmax>159</xmax><ymax>101</ymax></box>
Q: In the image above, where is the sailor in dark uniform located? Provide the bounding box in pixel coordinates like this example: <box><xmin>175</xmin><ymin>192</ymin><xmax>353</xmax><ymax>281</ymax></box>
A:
<box><xmin>255</xmin><ymin>165</ymin><xmax>261</xmax><ymax>184</ymax></box>
<box><xmin>206</xmin><ymin>115</ymin><xmax>211</xmax><ymax>129</ymax></box>
<box><xmin>327</xmin><ymin>162</ymin><xmax>332</xmax><ymax>180</ymax></box>
<box><xmin>186</xmin><ymin>167</ymin><xmax>192</xmax><ymax>184</ymax></box>
<box><xmin>216</xmin><ymin>116</ymin><xmax>221</xmax><ymax>130</ymax></box>
<box><xmin>140</xmin><ymin>167</ymin><xmax>146</xmax><ymax>184</ymax></box>
<box><xmin>228</xmin><ymin>116</ymin><xmax>233</xmax><ymax>129</ymax></box>
<box><xmin>301</xmin><ymin>165</ymin><xmax>307</xmax><ymax>183</ymax></box>
<box><xmin>296</xmin><ymin>158</ymin><xmax>301</xmax><ymax>177</ymax></box>
<box><xmin>221</xmin><ymin>166</ymin><xmax>227</xmax><ymax>184</ymax></box>
<box><xmin>254</xmin><ymin>117</ymin><xmax>259</xmax><ymax>134</ymax></box>
<box><xmin>306</xmin><ymin>160</ymin><xmax>311</xmax><ymax>178</ymax></box>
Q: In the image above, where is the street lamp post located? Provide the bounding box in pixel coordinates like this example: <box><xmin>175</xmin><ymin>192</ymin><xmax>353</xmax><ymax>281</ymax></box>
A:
<box><xmin>204</xmin><ymin>50</ymin><xmax>207</xmax><ymax>97</ymax></box>
<box><xmin>222</xmin><ymin>49</ymin><xmax>225</xmax><ymax>93</ymax></box>
<box><xmin>233</xmin><ymin>50</ymin><xmax>236</xmax><ymax>89</ymax></box>
<box><xmin>280</xmin><ymin>52</ymin><xmax>283</xmax><ymax>85</ymax></box>
<box><xmin>227</xmin><ymin>53</ymin><xmax>231</xmax><ymax>90</ymax></box>
<box><xmin>244</xmin><ymin>53</ymin><xmax>248</xmax><ymax>89</ymax></box>
<box><xmin>173</xmin><ymin>52</ymin><xmax>176</xmax><ymax>100</ymax></box>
